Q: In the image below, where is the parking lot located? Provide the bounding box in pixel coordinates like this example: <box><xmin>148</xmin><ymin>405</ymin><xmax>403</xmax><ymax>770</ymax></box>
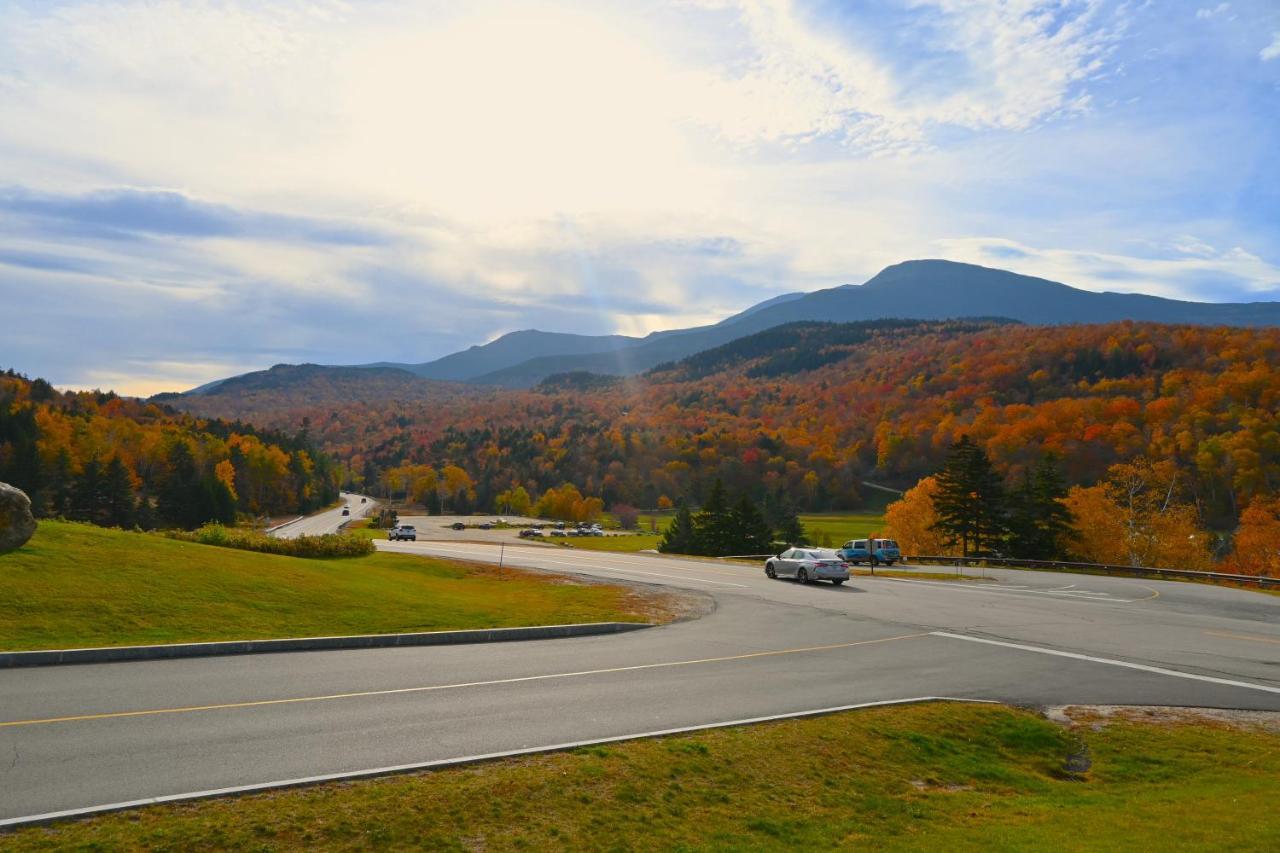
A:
<box><xmin>388</xmin><ymin>514</ymin><xmax>602</xmax><ymax>545</ymax></box>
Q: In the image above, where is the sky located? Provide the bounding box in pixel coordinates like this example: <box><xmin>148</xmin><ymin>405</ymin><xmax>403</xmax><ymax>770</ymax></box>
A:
<box><xmin>1</xmin><ymin>0</ymin><xmax>1278</xmax><ymax>396</ymax></box>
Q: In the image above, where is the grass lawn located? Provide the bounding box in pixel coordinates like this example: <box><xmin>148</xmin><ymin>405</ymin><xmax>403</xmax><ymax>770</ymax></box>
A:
<box><xmin>0</xmin><ymin>521</ymin><xmax>671</xmax><ymax>651</ymax></box>
<box><xmin>7</xmin><ymin>702</ymin><xmax>1277</xmax><ymax>850</ymax></box>
<box><xmin>559</xmin><ymin>533</ymin><xmax>664</xmax><ymax>553</ymax></box>
<box><xmin>800</xmin><ymin>511</ymin><xmax>888</xmax><ymax>547</ymax></box>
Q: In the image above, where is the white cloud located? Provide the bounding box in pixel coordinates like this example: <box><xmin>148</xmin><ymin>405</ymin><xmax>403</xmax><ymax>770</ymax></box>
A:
<box><xmin>1196</xmin><ymin>4</ymin><xmax>1230</xmax><ymax>20</ymax></box>
<box><xmin>1261</xmin><ymin>32</ymin><xmax>1280</xmax><ymax>61</ymax></box>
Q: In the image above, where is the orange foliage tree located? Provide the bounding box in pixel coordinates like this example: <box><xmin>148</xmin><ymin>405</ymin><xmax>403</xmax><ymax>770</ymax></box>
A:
<box><xmin>1225</xmin><ymin>497</ymin><xmax>1280</xmax><ymax>577</ymax></box>
<box><xmin>884</xmin><ymin>476</ymin><xmax>959</xmax><ymax>556</ymax></box>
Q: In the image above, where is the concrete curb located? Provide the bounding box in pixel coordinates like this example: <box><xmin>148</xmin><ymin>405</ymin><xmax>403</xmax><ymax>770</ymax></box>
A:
<box><xmin>0</xmin><ymin>622</ymin><xmax>653</xmax><ymax>669</ymax></box>
<box><xmin>0</xmin><ymin>696</ymin><xmax>995</xmax><ymax>829</ymax></box>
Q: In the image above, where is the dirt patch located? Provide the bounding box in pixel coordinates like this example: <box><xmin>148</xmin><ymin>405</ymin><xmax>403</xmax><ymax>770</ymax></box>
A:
<box><xmin>1046</xmin><ymin>704</ymin><xmax>1280</xmax><ymax>733</ymax></box>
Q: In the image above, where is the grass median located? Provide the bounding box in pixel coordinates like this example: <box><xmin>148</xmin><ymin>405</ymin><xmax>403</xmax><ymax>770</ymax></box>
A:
<box><xmin>5</xmin><ymin>702</ymin><xmax>1277</xmax><ymax>850</ymax></box>
<box><xmin>0</xmin><ymin>521</ymin><xmax>675</xmax><ymax>651</ymax></box>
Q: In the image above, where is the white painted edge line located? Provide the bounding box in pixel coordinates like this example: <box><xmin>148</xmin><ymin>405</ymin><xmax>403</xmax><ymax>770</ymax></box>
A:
<box><xmin>0</xmin><ymin>695</ymin><xmax>994</xmax><ymax>830</ymax></box>
<box><xmin>932</xmin><ymin>632</ymin><xmax>1280</xmax><ymax>695</ymax></box>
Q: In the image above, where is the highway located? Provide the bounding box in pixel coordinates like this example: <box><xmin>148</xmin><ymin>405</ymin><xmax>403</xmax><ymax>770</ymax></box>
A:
<box><xmin>268</xmin><ymin>492</ymin><xmax>373</xmax><ymax>538</ymax></box>
<box><xmin>1</xmin><ymin>538</ymin><xmax>1277</xmax><ymax>824</ymax></box>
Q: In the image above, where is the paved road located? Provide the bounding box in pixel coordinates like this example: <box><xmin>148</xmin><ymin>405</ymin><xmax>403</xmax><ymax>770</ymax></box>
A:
<box><xmin>1</xmin><ymin>541</ymin><xmax>1276</xmax><ymax>823</ymax></box>
<box><xmin>269</xmin><ymin>492</ymin><xmax>373</xmax><ymax>539</ymax></box>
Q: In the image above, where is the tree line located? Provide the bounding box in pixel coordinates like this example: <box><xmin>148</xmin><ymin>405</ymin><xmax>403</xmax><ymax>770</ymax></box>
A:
<box><xmin>658</xmin><ymin>479</ymin><xmax>805</xmax><ymax>557</ymax></box>
<box><xmin>0</xmin><ymin>370</ymin><xmax>338</xmax><ymax>530</ymax></box>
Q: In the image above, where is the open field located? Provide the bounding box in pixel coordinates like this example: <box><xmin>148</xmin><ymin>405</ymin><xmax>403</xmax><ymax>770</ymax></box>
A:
<box><xmin>0</xmin><ymin>521</ymin><xmax>668</xmax><ymax>651</ymax></box>
<box><xmin>6</xmin><ymin>702</ymin><xmax>1277</xmax><ymax>850</ymax></box>
<box><xmin>558</xmin><ymin>533</ymin><xmax>664</xmax><ymax>552</ymax></box>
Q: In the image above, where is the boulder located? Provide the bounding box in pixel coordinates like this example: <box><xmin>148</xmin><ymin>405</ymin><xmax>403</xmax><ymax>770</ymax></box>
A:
<box><xmin>0</xmin><ymin>482</ymin><xmax>37</xmax><ymax>553</ymax></box>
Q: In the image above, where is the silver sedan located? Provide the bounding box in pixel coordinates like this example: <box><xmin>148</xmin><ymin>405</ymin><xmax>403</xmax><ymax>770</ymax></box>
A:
<box><xmin>765</xmin><ymin>548</ymin><xmax>850</xmax><ymax>585</ymax></box>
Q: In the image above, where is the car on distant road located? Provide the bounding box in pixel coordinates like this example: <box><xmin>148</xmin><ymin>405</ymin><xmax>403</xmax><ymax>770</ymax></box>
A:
<box><xmin>549</xmin><ymin>530</ymin><xmax>566</xmax><ymax>537</ymax></box>
<box><xmin>765</xmin><ymin>548</ymin><xmax>850</xmax><ymax>585</ymax></box>
<box><xmin>838</xmin><ymin>538</ymin><xmax>901</xmax><ymax>567</ymax></box>
<box><xmin>451</xmin><ymin>522</ymin><xmax>466</xmax><ymax>531</ymax></box>
<box><xmin>341</xmin><ymin>508</ymin><xmax>350</xmax><ymax>516</ymax></box>
<box><xmin>387</xmin><ymin>525</ymin><xmax>417</xmax><ymax>541</ymax></box>
<box><xmin>360</xmin><ymin>497</ymin><xmax>367</xmax><ymax>503</ymax></box>
<box><xmin>478</xmin><ymin>522</ymin><xmax>493</xmax><ymax>530</ymax></box>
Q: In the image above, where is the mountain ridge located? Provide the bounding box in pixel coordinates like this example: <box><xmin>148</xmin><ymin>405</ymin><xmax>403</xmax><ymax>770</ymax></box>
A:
<box><xmin>173</xmin><ymin>258</ymin><xmax>1280</xmax><ymax>395</ymax></box>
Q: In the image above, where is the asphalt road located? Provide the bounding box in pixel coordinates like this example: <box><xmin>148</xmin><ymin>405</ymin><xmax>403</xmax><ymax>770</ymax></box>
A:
<box><xmin>2</xmin><ymin>538</ymin><xmax>1277</xmax><ymax>824</ymax></box>
<box><xmin>269</xmin><ymin>493</ymin><xmax>373</xmax><ymax>539</ymax></box>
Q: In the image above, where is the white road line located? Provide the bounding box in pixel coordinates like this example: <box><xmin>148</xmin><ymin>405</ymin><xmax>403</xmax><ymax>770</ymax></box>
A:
<box><xmin>884</xmin><ymin>576</ymin><xmax>1139</xmax><ymax>604</ymax></box>
<box><xmin>0</xmin><ymin>696</ymin><xmax>995</xmax><ymax>829</ymax></box>
<box><xmin>932</xmin><ymin>632</ymin><xmax>1280</xmax><ymax>695</ymax></box>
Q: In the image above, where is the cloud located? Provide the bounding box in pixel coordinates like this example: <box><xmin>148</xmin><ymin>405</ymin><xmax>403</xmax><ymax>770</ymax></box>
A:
<box><xmin>1196</xmin><ymin>4</ymin><xmax>1230</xmax><ymax>20</ymax></box>
<box><xmin>0</xmin><ymin>1</ymin><xmax>1276</xmax><ymax>395</ymax></box>
<box><xmin>1262</xmin><ymin>32</ymin><xmax>1280</xmax><ymax>61</ymax></box>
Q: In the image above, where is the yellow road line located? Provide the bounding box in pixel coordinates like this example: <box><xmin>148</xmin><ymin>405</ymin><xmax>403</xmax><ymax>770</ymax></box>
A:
<box><xmin>0</xmin><ymin>633</ymin><xmax>929</xmax><ymax>729</ymax></box>
<box><xmin>1204</xmin><ymin>630</ymin><xmax>1280</xmax><ymax>645</ymax></box>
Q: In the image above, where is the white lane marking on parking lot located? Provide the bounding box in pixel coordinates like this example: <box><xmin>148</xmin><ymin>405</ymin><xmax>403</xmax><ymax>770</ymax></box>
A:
<box><xmin>932</xmin><ymin>632</ymin><xmax>1280</xmax><ymax>695</ymax></box>
<box><xmin>882</xmin><ymin>576</ymin><xmax>1141</xmax><ymax>604</ymax></box>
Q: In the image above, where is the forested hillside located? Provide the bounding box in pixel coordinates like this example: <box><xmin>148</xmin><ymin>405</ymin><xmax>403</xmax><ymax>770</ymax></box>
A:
<box><xmin>0</xmin><ymin>370</ymin><xmax>338</xmax><ymax>529</ymax></box>
<box><xmin>163</xmin><ymin>320</ymin><xmax>1280</xmax><ymax>533</ymax></box>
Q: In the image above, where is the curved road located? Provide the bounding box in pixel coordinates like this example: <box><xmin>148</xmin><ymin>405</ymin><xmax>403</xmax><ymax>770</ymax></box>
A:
<box><xmin>268</xmin><ymin>492</ymin><xmax>373</xmax><ymax>539</ymax></box>
<box><xmin>1</xmin><ymin>539</ymin><xmax>1277</xmax><ymax>824</ymax></box>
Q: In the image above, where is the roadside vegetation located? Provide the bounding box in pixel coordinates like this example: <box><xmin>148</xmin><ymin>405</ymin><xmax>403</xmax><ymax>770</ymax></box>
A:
<box><xmin>0</xmin><ymin>521</ymin><xmax>671</xmax><ymax>651</ymax></box>
<box><xmin>165</xmin><ymin>523</ymin><xmax>375</xmax><ymax>558</ymax></box>
<box><xmin>7</xmin><ymin>702</ymin><xmax>1276</xmax><ymax>850</ymax></box>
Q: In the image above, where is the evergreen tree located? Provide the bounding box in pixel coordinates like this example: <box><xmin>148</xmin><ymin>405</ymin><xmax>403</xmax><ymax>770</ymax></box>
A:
<box><xmin>658</xmin><ymin>501</ymin><xmax>697</xmax><ymax>554</ymax></box>
<box><xmin>134</xmin><ymin>495</ymin><xmax>158</xmax><ymax>531</ymax></box>
<box><xmin>45</xmin><ymin>447</ymin><xmax>74</xmax><ymax>518</ymax></box>
<box><xmin>692</xmin><ymin>479</ymin><xmax>735</xmax><ymax>556</ymax></box>
<box><xmin>158</xmin><ymin>441</ymin><xmax>202</xmax><ymax>529</ymax></box>
<box><xmin>775</xmin><ymin>502</ymin><xmax>807</xmax><ymax>547</ymax></box>
<box><xmin>1007</xmin><ymin>454</ymin><xmax>1073</xmax><ymax>559</ymax></box>
<box><xmin>729</xmin><ymin>494</ymin><xmax>775</xmax><ymax>555</ymax></box>
<box><xmin>931</xmin><ymin>435</ymin><xmax>1008</xmax><ymax>557</ymax></box>
<box><xmin>70</xmin><ymin>458</ymin><xmax>106</xmax><ymax>524</ymax></box>
<box><xmin>102</xmin><ymin>455</ymin><xmax>136</xmax><ymax>528</ymax></box>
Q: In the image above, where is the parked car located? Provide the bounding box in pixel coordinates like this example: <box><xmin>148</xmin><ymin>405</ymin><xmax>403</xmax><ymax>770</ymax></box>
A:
<box><xmin>518</xmin><ymin>528</ymin><xmax>537</xmax><ymax>538</ymax></box>
<box><xmin>838</xmin><ymin>538</ymin><xmax>901</xmax><ymax>566</ymax></box>
<box><xmin>554</xmin><ymin>521</ymin><xmax>566</xmax><ymax>530</ymax></box>
<box><xmin>341</xmin><ymin>508</ymin><xmax>350</xmax><ymax>516</ymax></box>
<box><xmin>478</xmin><ymin>522</ymin><xmax>493</xmax><ymax>530</ymax></box>
<box><xmin>360</xmin><ymin>497</ymin><xmax>367</xmax><ymax>503</ymax></box>
<box><xmin>549</xmin><ymin>530</ymin><xmax>566</xmax><ymax>537</ymax></box>
<box><xmin>450</xmin><ymin>522</ymin><xmax>466</xmax><ymax>531</ymax></box>
<box><xmin>387</xmin><ymin>525</ymin><xmax>417</xmax><ymax>542</ymax></box>
<box><xmin>765</xmin><ymin>548</ymin><xmax>850</xmax><ymax>585</ymax></box>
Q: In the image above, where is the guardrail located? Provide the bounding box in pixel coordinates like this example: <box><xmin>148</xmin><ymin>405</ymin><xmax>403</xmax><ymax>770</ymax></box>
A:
<box><xmin>904</xmin><ymin>555</ymin><xmax>1280</xmax><ymax>589</ymax></box>
<box><xmin>718</xmin><ymin>552</ymin><xmax>1278</xmax><ymax>589</ymax></box>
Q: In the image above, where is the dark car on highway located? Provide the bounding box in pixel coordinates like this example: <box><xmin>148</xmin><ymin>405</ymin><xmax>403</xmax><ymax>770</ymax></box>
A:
<box><xmin>450</xmin><ymin>522</ymin><xmax>466</xmax><ymax>530</ymax></box>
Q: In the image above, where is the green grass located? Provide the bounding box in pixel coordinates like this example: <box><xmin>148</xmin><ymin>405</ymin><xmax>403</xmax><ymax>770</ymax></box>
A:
<box><xmin>800</xmin><ymin>511</ymin><xmax>888</xmax><ymax>547</ymax></box>
<box><xmin>7</xmin><ymin>702</ymin><xmax>1277</xmax><ymax>850</ymax></box>
<box><xmin>559</xmin><ymin>533</ymin><xmax>664</xmax><ymax>552</ymax></box>
<box><xmin>0</xmin><ymin>521</ymin><xmax>670</xmax><ymax>651</ymax></box>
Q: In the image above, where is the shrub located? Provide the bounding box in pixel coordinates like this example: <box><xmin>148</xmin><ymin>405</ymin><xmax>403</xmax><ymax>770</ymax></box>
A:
<box><xmin>164</xmin><ymin>524</ymin><xmax>375</xmax><ymax>558</ymax></box>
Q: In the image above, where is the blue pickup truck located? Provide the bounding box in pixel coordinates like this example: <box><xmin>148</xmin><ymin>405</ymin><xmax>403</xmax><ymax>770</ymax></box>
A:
<box><xmin>838</xmin><ymin>538</ymin><xmax>902</xmax><ymax>566</ymax></box>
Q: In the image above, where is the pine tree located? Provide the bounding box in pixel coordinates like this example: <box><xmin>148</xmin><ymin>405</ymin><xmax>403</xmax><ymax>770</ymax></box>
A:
<box><xmin>693</xmin><ymin>479</ymin><xmax>735</xmax><ymax>556</ymax></box>
<box><xmin>658</xmin><ymin>501</ymin><xmax>697</xmax><ymax>554</ymax></box>
<box><xmin>775</xmin><ymin>501</ymin><xmax>807</xmax><ymax>547</ymax></box>
<box><xmin>70</xmin><ymin>458</ymin><xmax>105</xmax><ymax>524</ymax></box>
<box><xmin>729</xmin><ymin>494</ymin><xmax>775</xmax><ymax>555</ymax></box>
<box><xmin>102</xmin><ymin>455</ymin><xmax>136</xmax><ymax>528</ymax></box>
<box><xmin>158</xmin><ymin>441</ymin><xmax>201</xmax><ymax>529</ymax></box>
<box><xmin>1007</xmin><ymin>454</ymin><xmax>1073</xmax><ymax>559</ymax></box>
<box><xmin>931</xmin><ymin>435</ymin><xmax>1008</xmax><ymax>557</ymax></box>
<box><xmin>44</xmin><ymin>447</ymin><xmax>74</xmax><ymax>518</ymax></box>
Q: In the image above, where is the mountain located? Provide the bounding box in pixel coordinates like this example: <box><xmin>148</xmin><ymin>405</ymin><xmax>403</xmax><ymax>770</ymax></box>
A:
<box><xmin>174</xmin><ymin>259</ymin><xmax>1280</xmax><ymax>395</ymax></box>
<box><xmin>368</xmin><ymin>329</ymin><xmax>641</xmax><ymax>382</ymax></box>
<box><xmin>465</xmin><ymin>259</ymin><xmax>1280</xmax><ymax>386</ymax></box>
